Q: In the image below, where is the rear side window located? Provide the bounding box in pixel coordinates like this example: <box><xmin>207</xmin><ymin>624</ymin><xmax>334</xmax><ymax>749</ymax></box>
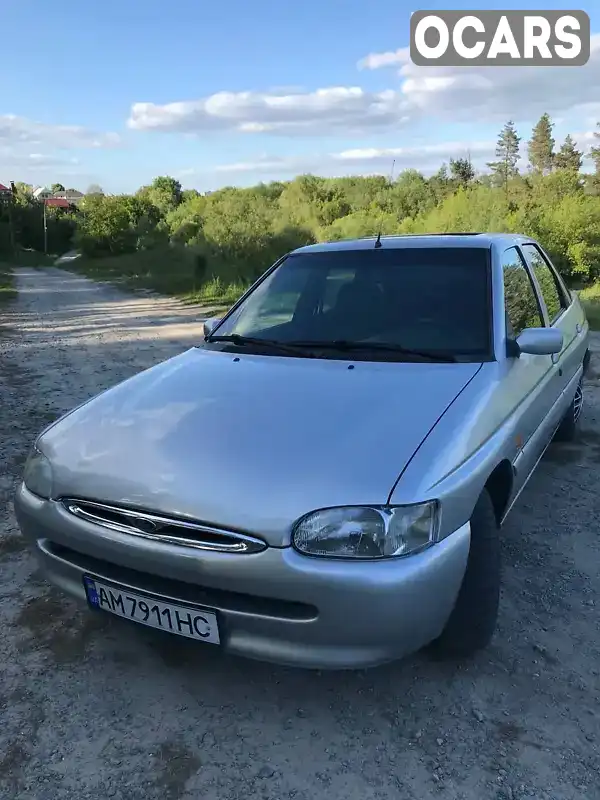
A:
<box><xmin>520</xmin><ymin>244</ymin><xmax>568</xmax><ymax>324</ymax></box>
<box><xmin>502</xmin><ymin>247</ymin><xmax>543</xmax><ymax>337</ymax></box>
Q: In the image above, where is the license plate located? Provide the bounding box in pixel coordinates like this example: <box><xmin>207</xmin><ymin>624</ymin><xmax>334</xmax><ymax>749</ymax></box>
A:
<box><xmin>83</xmin><ymin>576</ymin><xmax>220</xmax><ymax>644</ymax></box>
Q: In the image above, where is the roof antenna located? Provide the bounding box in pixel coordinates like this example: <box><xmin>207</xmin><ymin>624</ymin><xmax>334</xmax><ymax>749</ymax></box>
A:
<box><xmin>374</xmin><ymin>158</ymin><xmax>396</xmax><ymax>249</ymax></box>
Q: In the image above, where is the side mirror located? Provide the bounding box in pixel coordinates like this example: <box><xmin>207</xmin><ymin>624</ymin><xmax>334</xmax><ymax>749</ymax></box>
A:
<box><xmin>203</xmin><ymin>317</ymin><xmax>222</xmax><ymax>338</ymax></box>
<box><xmin>515</xmin><ymin>327</ymin><xmax>563</xmax><ymax>356</ymax></box>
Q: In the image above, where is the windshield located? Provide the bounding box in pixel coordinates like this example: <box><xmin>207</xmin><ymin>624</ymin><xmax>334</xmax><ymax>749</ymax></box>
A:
<box><xmin>209</xmin><ymin>246</ymin><xmax>492</xmax><ymax>361</ymax></box>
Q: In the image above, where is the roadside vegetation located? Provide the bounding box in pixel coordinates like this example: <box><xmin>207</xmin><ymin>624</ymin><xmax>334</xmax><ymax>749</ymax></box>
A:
<box><xmin>0</xmin><ymin>264</ymin><xmax>15</xmax><ymax>305</ymax></box>
<box><xmin>2</xmin><ymin>114</ymin><xmax>600</xmax><ymax>326</ymax></box>
<box><xmin>12</xmin><ymin>250</ymin><xmax>56</xmax><ymax>268</ymax></box>
<box><xmin>580</xmin><ymin>283</ymin><xmax>600</xmax><ymax>331</ymax></box>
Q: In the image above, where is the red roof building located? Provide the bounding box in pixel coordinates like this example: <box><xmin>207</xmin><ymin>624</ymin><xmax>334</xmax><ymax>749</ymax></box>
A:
<box><xmin>43</xmin><ymin>197</ymin><xmax>72</xmax><ymax>208</ymax></box>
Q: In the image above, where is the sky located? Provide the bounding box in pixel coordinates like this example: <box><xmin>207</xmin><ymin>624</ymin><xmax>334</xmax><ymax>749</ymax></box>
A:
<box><xmin>1</xmin><ymin>0</ymin><xmax>599</xmax><ymax>193</ymax></box>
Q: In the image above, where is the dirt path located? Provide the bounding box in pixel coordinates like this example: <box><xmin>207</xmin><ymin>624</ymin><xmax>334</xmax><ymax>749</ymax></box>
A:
<box><xmin>1</xmin><ymin>267</ymin><xmax>599</xmax><ymax>800</ymax></box>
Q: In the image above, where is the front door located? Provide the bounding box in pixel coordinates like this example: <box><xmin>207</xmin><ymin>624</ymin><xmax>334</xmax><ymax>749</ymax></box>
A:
<box><xmin>519</xmin><ymin>242</ymin><xmax>583</xmax><ymax>399</ymax></box>
<box><xmin>500</xmin><ymin>246</ymin><xmax>556</xmax><ymax>498</ymax></box>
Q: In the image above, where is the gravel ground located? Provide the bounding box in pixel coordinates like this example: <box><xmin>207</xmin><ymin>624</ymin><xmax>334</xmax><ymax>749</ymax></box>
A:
<box><xmin>1</xmin><ymin>266</ymin><xmax>599</xmax><ymax>800</ymax></box>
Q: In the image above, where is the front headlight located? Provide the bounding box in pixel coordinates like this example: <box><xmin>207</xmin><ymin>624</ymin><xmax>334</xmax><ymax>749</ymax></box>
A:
<box><xmin>292</xmin><ymin>502</ymin><xmax>439</xmax><ymax>559</ymax></box>
<box><xmin>23</xmin><ymin>447</ymin><xmax>54</xmax><ymax>499</ymax></box>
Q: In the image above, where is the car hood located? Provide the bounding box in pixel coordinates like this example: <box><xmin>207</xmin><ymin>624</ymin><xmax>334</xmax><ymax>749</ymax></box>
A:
<box><xmin>40</xmin><ymin>348</ymin><xmax>481</xmax><ymax>546</ymax></box>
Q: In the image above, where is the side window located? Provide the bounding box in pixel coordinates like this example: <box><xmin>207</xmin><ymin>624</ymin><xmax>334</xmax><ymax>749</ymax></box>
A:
<box><xmin>502</xmin><ymin>247</ymin><xmax>543</xmax><ymax>337</ymax></box>
<box><xmin>521</xmin><ymin>244</ymin><xmax>568</xmax><ymax>324</ymax></box>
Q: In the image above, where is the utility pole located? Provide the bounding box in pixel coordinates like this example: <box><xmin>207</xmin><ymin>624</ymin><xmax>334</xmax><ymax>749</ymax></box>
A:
<box><xmin>43</xmin><ymin>200</ymin><xmax>48</xmax><ymax>254</ymax></box>
<box><xmin>7</xmin><ymin>181</ymin><xmax>16</xmax><ymax>256</ymax></box>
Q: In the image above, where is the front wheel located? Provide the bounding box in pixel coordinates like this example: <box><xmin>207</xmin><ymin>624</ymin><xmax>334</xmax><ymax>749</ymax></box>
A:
<box><xmin>553</xmin><ymin>377</ymin><xmax>584</xmax><ymax>443</ymax></box>
<box><xmin>428</xmin><ymin>490</ymin><xmax>500</xmax><ymax>659</ymax></box>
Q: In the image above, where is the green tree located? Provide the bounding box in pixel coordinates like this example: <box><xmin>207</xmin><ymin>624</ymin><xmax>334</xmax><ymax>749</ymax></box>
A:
<box><xmin>384</xmin><ymin>169</ymin><xmax>434</xmax><ymax>219</ymax></box>
<box><xmin>75</xmin><ymin>194</ymin><xmax>160</xmax><ymax>256</ymax></box>
<box><xmin>322</xmin><ymin>209</ymin><xmax>399</xmax><ymax>241</ymax></box>
<box><xmin>528</xmin><ymin>113</ymin><xmax>555</xmax><ymax>174</ymax></box>
<box><xmin>327</xmin><ymin>176</ymin><xmax>388</xmax><ymax>212</ymax></box>
<box><xmin>166</xmin><ymin>193</ymin><xmax>208</xmax><ymax>245</ymax></box>
<box><xmin>14</xmin><ymin>182</ymin><xmax>33</xmax><ymax>198</ymax></box>
<box><xmin>487</xmin><ymin>121</ymin><xmax>521</xmax><ymax>192</ymax></box>
<box><xmin>449</xmin><ymin>157</ymin><xmax>475</xmax><ymax>187</ymax></box>
<box><xmin>403</xmin><ymin>185</ymin><xmax>510</xmax><ymax>235</ymax></box>
<box><xmin>554</xmin><ymin>135</ymin><xmax>582</xmax><ymax>172</ymax></box>
<box><xmin>428</xmin><ymin>164</ymin><xmax>452</xmax><ymax>204</ymax></box>
<box><xmin>50</xmin><ymin>183</ymin><xmax>65</xmax><ymax>194</ymax></box>
<box><xmin>181</xmin><ymin>188</ymin><xmax>201</xmax><ymax>203</ymax></box>
<box><xmin>138</xmin><ymin>175</ymin><xmax>182</xmax><ymax>214</ymax></box>
<box><xmin>278</xmin><ymin>174</ymin><xmax>350</xmax><ymax>231</ymax></box>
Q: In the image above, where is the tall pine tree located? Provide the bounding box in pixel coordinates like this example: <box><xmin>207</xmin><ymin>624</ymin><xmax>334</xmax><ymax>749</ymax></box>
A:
<box><xmin>528</xmin><ymin>113</ymin><xmax>555</xmax><ymax>173</ymax></box>
<box><xmin>555</xmin><ymin>134</ymin><xmax>582</xmax><ymax>172</ymax></box>
<box><xmin>487</xmin><ymin>121</ymin><xmax>521</xmax><ymax>193</ymax></box>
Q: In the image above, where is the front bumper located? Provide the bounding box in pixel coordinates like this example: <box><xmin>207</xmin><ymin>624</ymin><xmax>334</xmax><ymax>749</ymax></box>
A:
<box><xmin>14</xmin><ymin>484</ymin><xmax>470</xmax><ymax>669</ymax></box>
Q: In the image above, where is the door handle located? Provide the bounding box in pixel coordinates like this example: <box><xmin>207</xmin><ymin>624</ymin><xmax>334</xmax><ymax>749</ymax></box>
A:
<box><xmin>551</xmin><ymin>353</ymin><xmax>560</xmax><ymax>365</ymax></box>
<box><xmin>576</xmin><ymin>323</ymin><xmax>583</xmax><ymax>335</ymax></box>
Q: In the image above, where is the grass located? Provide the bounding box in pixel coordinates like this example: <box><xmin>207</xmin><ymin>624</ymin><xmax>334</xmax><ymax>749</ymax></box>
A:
<box><xmin>0</xmin><ymin>264</ymin><xmax>16</xmax><ymax>304</ymax></box>
<box><xmin>183</xmin><ymin>276</ymin><xmax>247</xmax><ymax>307</ymax></box>
<box><xmin>12</xmin><ymin>249</ymin><xmax>56</xmax><ymax>268</ymax></box>
<box><xmin>580</xmin><ymin>282</ymin><xmax>600</xmax><ymax>331</ymax></box>
<box><xmin>69</xmin><ymin>247</ymin><xmax>248</xmax><ymax>311</ymax></box>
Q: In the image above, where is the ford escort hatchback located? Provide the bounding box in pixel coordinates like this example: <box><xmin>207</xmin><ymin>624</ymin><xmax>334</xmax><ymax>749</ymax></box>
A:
<box><xmin>15</xmin><ymin>234</ymin><xmax>590</xmax><ymax>669</ymax></box>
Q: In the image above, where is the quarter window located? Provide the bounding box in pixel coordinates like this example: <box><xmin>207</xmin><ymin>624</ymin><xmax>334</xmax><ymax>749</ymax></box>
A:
<box><xmin>502</xmin><ymin>247</ymin><xmax>543</xmax><ymax>337</ymax></box>
<box><xmin>521</xmin><ymin>244</ymin><xmax>568</xmax><ymax>323</ymax></box>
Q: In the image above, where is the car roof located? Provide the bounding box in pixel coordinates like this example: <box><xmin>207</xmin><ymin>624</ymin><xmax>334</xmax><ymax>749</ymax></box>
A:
<box><xmin>292</xmin><ymin>233</ymin><xmax>536</xmax><ymax>254</ymax></box>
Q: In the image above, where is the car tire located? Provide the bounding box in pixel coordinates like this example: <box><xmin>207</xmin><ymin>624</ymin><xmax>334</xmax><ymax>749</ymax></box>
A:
<box><xmin>553</xmin><ymin>377</ymin><xmax>584</xmax><ymax>443</ymax></box>
<box><xmin>428</xmin><ymin>489</ymin><xmax>500</xmax><ymax>659</ymax></box>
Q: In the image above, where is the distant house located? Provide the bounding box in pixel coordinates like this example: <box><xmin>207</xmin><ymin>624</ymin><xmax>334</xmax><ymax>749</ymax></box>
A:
<box><xmin>53</xmin><ymin>189</ymin><xmax>85</xmax><ymax>206</ymax></box>
<box><xmin>0</xmin><ymin>183</ymin><xmax>12</xmax><ymax>202</ymax></box>
<box><xmin>43</xmin><ymin>197</ymin><xmax>73</xmax><ymax>209</ymax></box>
<box><xmin>33</xmin><ymin>186</ymin><xmax>53</xmax><ymax>201</ymax></box>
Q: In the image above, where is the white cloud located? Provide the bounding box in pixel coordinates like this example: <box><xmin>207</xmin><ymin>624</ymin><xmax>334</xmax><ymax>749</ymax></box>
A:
<box><xmin>572</xmin><ymin>129</ymin><xmax>600</xmax><ymax>158</ymax></box>
<box><xmin>0</xmin><ymin>152</ymin><xmax>91</xmax><ymax>186</ymax></box>
<box><xmin>357</xmin><ymin>47</ymin><xmax>410</xmax><ymax>70</ymax></box>
<box><xmin>0</xmin><ymin>114</ymin><xmax>120</xmax><ymax>150</ymax></box>
<box><xmin>214</xmin><ymin>154</ymin><xmax>304</xmax><ymax>174</ymax></box>
<box><xmin>127</xmin><ymin>87</ymin><xmax>411</xmax><ymax>136</ymax></box>
<box><xmin>334</xmin><ymin>140</ymin><xmax>495</xmax><ymax>163</ymax></box>
<box><xmin>0</xmin><ymin>114</ymin><xmax>119</xmax><ymax>185</ymax></box>
<box><xmin>389</xmin><ymin>34</ymin><xmax>600</xmax><ymax>125</ymax></box>
<box><xmin>127</xmin><ymin>33</ymin><xmax>600</xmax><ymax>138</ymax></box>
<box><xmin>183</xmin><ymin>139</ymin><xmax>499</xmax><ymax>185</ymax></box>
<box><xmin>0</xmin><ymin>148</ymin><xmax>80</xmax><ymax>169</ymax></box>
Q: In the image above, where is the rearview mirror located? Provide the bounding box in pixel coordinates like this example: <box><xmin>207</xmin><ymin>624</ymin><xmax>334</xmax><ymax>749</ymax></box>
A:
<box><xmin>203</xmin><ymin>317</ymin><xmax>222</xmax><ymax>338</ymax></box>
<box><xmin>516</xmin><ymin>327</ymin><xmax>563</xmax><ymax>356</ymax></box>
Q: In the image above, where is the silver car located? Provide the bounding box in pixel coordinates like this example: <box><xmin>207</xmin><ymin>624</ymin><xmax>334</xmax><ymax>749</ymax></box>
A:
<box><xmin>14</xmin><ymin>234</ymin><xmax>590</xmax><ymax>669</ymax></box>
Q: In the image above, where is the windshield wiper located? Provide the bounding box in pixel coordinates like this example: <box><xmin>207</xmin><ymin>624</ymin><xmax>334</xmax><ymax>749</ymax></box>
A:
<box><xmin>204</xmin><ymin>334</ymin><xmax>317</xmax><ymax>358</ymax></box>
<box><xmin>206</xmin><ymin>335</ymin><xmax>457</xmax><ymax>362</ymax></box>
<box><xmin>284</xmin><ymin>340</ymin><xmax>458</xmax><ymax>362</ymax></box>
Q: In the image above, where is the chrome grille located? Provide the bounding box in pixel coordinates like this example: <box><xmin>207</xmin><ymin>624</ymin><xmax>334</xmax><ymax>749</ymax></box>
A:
<box><xmin>62</xmin><ymin>499</ymin><xmax>267</xmax><ymax>554</ymax></box>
